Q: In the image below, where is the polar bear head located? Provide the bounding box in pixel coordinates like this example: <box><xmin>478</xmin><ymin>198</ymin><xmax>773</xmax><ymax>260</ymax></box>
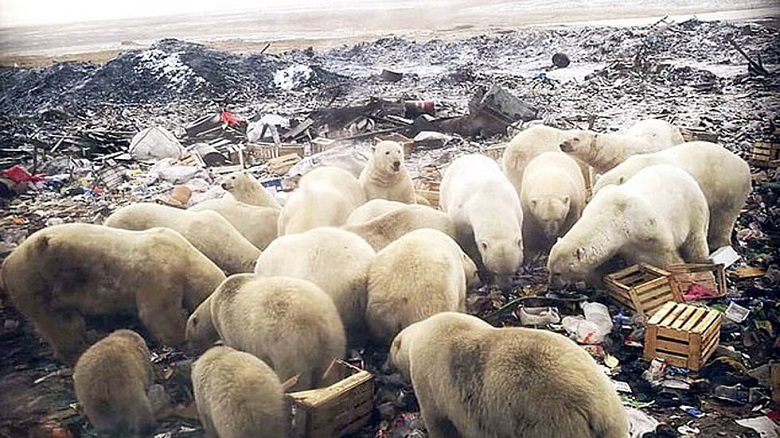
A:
<box><xmin>475</xmin><ymin>232</ymin><xmax>523</xmax><ymax>277</ymax></box>
<box><xmin>461</xmin><ymin>252</ymin><xmax>481</xmax><ymax>289</ymax></box>
<box><xmin>373</xmin><ymin>140</ymin><xmax>405</xmax><ymax>174</ymax></box>
<box><xmin>559</xmin><ymin>130</ymin><xmax>597</xmax><ymax>159</ymax></box>
<box><xmin>185</xmin><ymin>295</ymin><xmax>219</xmax><ymax>352</ymax></box>
<box><xmin>221</xmin><ymin>170</ymin><xmax>256</xmax><ymax>192</ymax></box>
<box><xmin>530</xmin><ymin>196</ymin><xmax>571</xmax><ymax>240</ymax></box>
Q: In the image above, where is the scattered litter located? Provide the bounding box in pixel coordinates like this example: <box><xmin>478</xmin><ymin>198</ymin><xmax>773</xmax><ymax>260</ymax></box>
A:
<box><xmin>724</xmin><ymin>302</ymin><xmax>751</xmax><ymax>323</ymax></box>
<box><xmin>735</xmin><ymin>416</ymin><xmax>779</xmax><ymax>438</ymax></box>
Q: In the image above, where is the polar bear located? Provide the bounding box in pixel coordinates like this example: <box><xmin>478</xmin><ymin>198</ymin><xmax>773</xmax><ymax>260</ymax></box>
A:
<box><xmin>189</xmin><ymin>198</ymin><xmax>279</xmax><ymax>250</ymax></box>
<box><xmin>440</xmin><ymin>154</ymin><xmax>524</xmax><ymax>281</ymax></box>
<box><xmin>191</xmin><ymin>346</ymin><xmax>287</xmax><ymax>438</ymax></box>
<box><xmin>221</xmin><ymin>171</ymin><xmax>281</xmax><ymax>209</ymax></box>
<box><xmin>359</xmin><ymin>140</ymin><xmax>417</xmax><ymax>203</ymax></box>
<box><xmin>278</xmin><ymin>166</ymin><xmax>366</xmax><ymax>235</ymax></box>
<box><xmin>559</xmin><ymin>119</ymin><xmax>684</xmax><ymax>174</ymax></box>
<box><xmin>73</xmin><ymin>330</ymin><xmax>155</xmax><ymax>434</ymax></box>
<box><xmin>185</xmin><ymin>274</ymin><xmax>345</xmax><ymax>391</ymax></box>
<box><xmin>253</xmin><ymin>227</ymin><xmax>376</xmax><ymax>337</ymax></box>
<box><xmin>501</xmin><ymin>125</ymin><xmax>592</xmax><ymax>193</ymax></box>
<box><xmin>342</xmin><ymin>204</ymin><xmax>457</xmax><ymax>252</ymax></box>
<box><xmin>104</xmin><ymin>202</ymin><xmax>260</xmax><ymax>274</ymax></box>
<box><xmin>520</xmin><ymin>152</ymin><xmax>587</xmax><ymax>259</ymax></box>
<box><xmin>592</xmin><ymin>141</ymin><xmax>751</xmax><ymax>251</ymax></box>
<box><xmin>366</xmin><ymin>229</ymin><xmax>472</xmax><ymax>343</ymax></box>
<box><xmin>346</xmin><ymin>199</ymin><xmax>408</xmax><ymax>225</ymax></box>
<box><xmin>390</xmin><ymin>312</ymin><xmax>629</xmax><ymax>438</ymax></box>
<box><xmin>1</xmin><ymin>224</ymin><xmax>225</xmax><ymax>362</ymax></box>
<box><xmin>548</xmin><ymin>164</ymin><xmax>710</xmax><ymax>286</ymax></box>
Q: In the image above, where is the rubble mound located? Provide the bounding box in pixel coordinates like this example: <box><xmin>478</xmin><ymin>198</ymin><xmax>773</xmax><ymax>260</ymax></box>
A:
<box><xmin>0</xmin><ymin>39</ymin><xmax>344</xmax><ymax>114</ymax></box>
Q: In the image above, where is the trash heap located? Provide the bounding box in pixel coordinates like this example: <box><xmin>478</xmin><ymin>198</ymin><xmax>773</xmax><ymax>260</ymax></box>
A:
<box><xmin>0</xmin><ymin>16</ymin><xmax>779</xmax><ymax>438</ymax></box>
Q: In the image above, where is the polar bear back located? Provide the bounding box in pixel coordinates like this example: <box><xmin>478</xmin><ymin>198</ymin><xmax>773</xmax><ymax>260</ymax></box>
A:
<box><xmin>191</xmin><ymin>346</ymin><xmax>287</xmax><ymax>438</ymax></box>
<box><xmin>300</xmin><ymin>166</ymin><xmax>367</xmax><ymax>208</ymax></box>
<box><xmin>254</xmin><ymin>227</ymin><xmax>376</xmax><ymax>334</ymax></box>
<box><xmin>366</xmin><ymin>229</ymin><xmax>468</xmax><ymax>343</ymax></box>
<box><xmin>625</xmin><ymin>118</ymin><xmax>685</xmax><ymax>149</ymax></box>
<box><xmin>342</xmin><ymin>204</ymin><xmax>456</xmax><ymax>251</ymax></box>
<box><xmin>104</xmin><ymin>202</ymin><xmax>261</xmax><ymax>274</ymax></box>
<box><xmin>346</xmin><ymin>199</ymin><xmax>408</xmax><ymax>225</ymax></box>
<box><xmin>593</xmin><ymin>141</ymin><xmax>751</xmax><ymax>251</ymax></box>
<box><xmin>189</xmin><ymin>198</ymin><xmax>279</xmax><ymax>250</ymax></box>
<box><xmin>2</xmin><ymin>223</ymin><xmax>225</xmax><ymax>361</ymax></box>
<box><xmin>391</xmin><ymin>313</ymin><xmax>629</xmax><ymax>438</ymax></box>
<box><xmin>209</xmin><ymin>274</ymin><xmax>346</xmax><ymax>390</ymax></box>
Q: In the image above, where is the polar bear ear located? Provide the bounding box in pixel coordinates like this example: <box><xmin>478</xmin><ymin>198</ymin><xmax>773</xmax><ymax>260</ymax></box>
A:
<box><xmin>575</xmin><ymin>247</ymin><xmax>585</xmax><ymax>261</ymax></box>
<box><xmin>530</xmin><ymin>199</ymin><xmax>538</xmax><ymax>209</ymax></box>
<box><xmin>618</xmin><ymin>175</ymin><xmax>626</xmax><ymax>184</ymax></box>
<box><xmin>480</xmin><ymin>240</ymin><xmax>489</xmax><ymax>250</ymax></box>
<box><xmin>562</xmin><ymin>196</ymin><xmax>570</xmax><ymax>207</ymax></box>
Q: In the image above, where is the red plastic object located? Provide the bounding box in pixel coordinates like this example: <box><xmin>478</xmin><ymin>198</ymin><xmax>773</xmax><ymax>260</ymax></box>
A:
<box><xmin>683</xmin><ymin>283</ymin><xmax>718</xmax><ymax>301</ymax></box>
<box><xmin>2</xmin><ymin>165</ymin><xmax>44</xmax><ymax>184</ymax></box>
<box><xmin>219</xmin><ymin>111</ymin><xmax>243</xmax><ymax>126</ymax></box>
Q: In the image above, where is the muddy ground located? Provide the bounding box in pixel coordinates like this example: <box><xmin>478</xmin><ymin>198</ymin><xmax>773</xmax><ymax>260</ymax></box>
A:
<box><xmin>0</xmin><ymin>15</ymin><xmax>779</xmax><ymax>438</ymax></box>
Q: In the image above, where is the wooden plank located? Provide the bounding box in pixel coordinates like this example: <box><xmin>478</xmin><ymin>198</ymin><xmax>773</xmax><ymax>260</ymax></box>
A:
<box><xmin>656</xmin><ymin>351</ymin><xmax>689</xmax><ymax>368</ymax></box>
<box><xmin>671</xmin><ymin>306</ymin><xmax>698</xmax><ymax>329</ymax></box>
<box><xmin>692</xmin><ymin>310</ymin><xmax>719</xmax><ymax>334</ymax></box>
<box><xmin>643</xmin><ymin>294</ymin><xmax>676</xmax><ymax>315</ymax></box>
<box><xmin>660</xmin><ymin>303</ymin><xmax>687</xmax><ymax>327</ymax></box>
<box><xmin>689</xmin><ymin>333</ymin><xmax>702</xmax><ymax>369</ymax></box>
<box><xmin>657</xmin><ymin>327</ymin><xmax>689</xmax><ymax>341</ymax></box>
<box><xmin>654</xmin><ymin>338</ymin><xmax>690</xmax><ymax>355</ymax></box>
<box><xmin>648</xmin><ymin>301</ymin><xmax>676</xmax><ymax>325</ymax></box>
<box><xmin>681</xmin><ymin>308</ymin><xmax>706</xmax><ymax>332</ymax></box>
<box><xmin>644</xmin><ymin>324</ymin><xmax>658</xmax><ymax>358</ymax></box>
<box><xmin>637</xmin><ymin>284</ymin><xmax>673</xmax><ymax>303</ymax></box>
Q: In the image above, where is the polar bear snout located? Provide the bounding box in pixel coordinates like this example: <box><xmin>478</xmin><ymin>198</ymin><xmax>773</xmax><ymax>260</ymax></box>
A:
<box><xmin>559</xmin><ymin>140</ymin><xmax>574</xmax><ymax>152</ymax></box>
<box><xmin>392</xmin><ymin>161</ymin><xmax>401</xmax><ymax>171</ymax></box>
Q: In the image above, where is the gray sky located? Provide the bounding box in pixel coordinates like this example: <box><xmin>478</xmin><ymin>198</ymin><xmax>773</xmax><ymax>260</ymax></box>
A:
<box><xmin>0</xmin><ymin>0</ymin><xmax>349</xmax><ymax>27</ymax></box>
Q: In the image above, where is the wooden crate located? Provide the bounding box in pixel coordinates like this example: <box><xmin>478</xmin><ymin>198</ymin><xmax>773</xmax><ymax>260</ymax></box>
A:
<box><xmin>603</xmin><ymin>264</ymin><xmax>680</xmax><ymax>319</ymax></box>
<box><xmin>483</xmin><ymin>145</ymin><xmax>506</xmax><ymax>161</ymax></box>
<box><xmin>644</xmin><ymin>302</ymin><xmax>722</xmax><ymax>370</ymax></box>
<box><xmin>750</xmin><ymin>141</ymin><xmax>780</xmax><ymax>168</ymax></box>
<box><xmin>666</xmin><ymin>263</ymin><xmax>726</xmax><ymax>300</ymax></box>
<box><xmin>287</xmin><ymin>360</ymin><xmax>374</xmax><ymax>438</ymax></box>
<box><xmin>311</xmin><ymin>138</ymin><xmax>337</xmax><ymax>155</ymax></box>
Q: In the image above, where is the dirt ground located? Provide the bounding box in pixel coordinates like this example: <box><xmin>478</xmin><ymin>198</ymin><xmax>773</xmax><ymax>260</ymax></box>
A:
<box><xmin>0</xmin><ymin>8</ymin><xmax>779</xmax><ymax>438</ymax></box>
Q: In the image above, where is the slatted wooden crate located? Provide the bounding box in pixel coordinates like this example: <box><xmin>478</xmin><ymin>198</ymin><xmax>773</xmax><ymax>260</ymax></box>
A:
<box><xmin>666</xmin><ymin>263</ymin><xmax>726</xmax><ymax>299</ymax></box>
<box><xmin>287</xmin><ymin>360</ymin><xmax>374</xmax><ymax>438</ymax></box>
<box><xmin>644</xmin><ymin>302</ymin><xmax>722</xmax><ymax>370</ymax></box>
<box><xmin>603</xmin><ymin>264</ymin><xmax>680</xmax><ymax>319</ymax></box>
<box><xmin>750</xmin><ymin>141</ymin><xmax>780</xmax><ymax>168</ymax></box>
<box><xmin>483</xmin><ymin>145</ymin><xmax>507</xmax><ymax>161</ymax></box>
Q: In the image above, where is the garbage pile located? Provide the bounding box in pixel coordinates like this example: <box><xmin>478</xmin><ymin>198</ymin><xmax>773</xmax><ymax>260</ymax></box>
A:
<box><xmin>1</xmin><ymin>15</ymin><xmax>779</xmax><ymax>438</ymax></box>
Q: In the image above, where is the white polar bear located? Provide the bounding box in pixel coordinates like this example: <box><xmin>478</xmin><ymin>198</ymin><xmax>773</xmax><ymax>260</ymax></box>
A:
<box><xmin>188</xmin><ymin>198</ymin><xmax>279</xmax><ymax>250</ymax></box>
<box><xmin>342</xmin><ymin>204</ymin><xmax>457</xmax><ymax>252</ymax></box>
<box><xmin>277</xmin><ymin>166</ymin><xmax>366</xmax><ymax>235</ymax></box>
<box><xmin>366</xmin><ymin>229</ymin><xmax>474</xmax><ymax>343</ymax></box>
<box><xmin>390</xmin><ymin>312</ymin><xmax>629</xmax><ymax>438</ymax></box>
<box><xmin>185</xmin><ymin>274</ymin><xmax>345</xmax><ymax>391</ymax></box>
<box><xmin>520</xmin><ymin>151</ymin><xmax>587</xmax><ymax>259</ymax></box>
<box><xmin>104</xmin><ymin>202</ymin><xmax>261</xmax><ymax>275</ymax></box>
<box><xmin>220</xmin><ymin>171</ymin><xmax>281</xmax><ymax>209</ymax></box>
<box><xmin>253</xmin><ymin>227</ymin><xmax>376</xmax><ymax>337</ymax></box>
<box><xmin>548</xmin><ymin>164</ymin><xmax>710</xmax><ymax>286</ymax></box>
<box><xmin>559</xmin><ymin>119</ymin><xmax>684</xmax><ymax>174</ymax></box>
<box><xmin>593</xmin><ymin>141</ymin><xmax>751</xmax><ymax>251</ymax></box>
<box><xmin>191</xmin><ymin>346</ymin><xmax>287</xmax><ymax>438</ymax></box>
<box><xmin>501</xmin><ymin>125</ymin><xmax>593</xmax><ymax>194</ymax></box>
<box><xmin>346</xmin><ymin>199</ymin><xmax>408</xmax><ymax>225</ymax></box>
<box><xmin>359</xmin><ymin>140</ymin><xmax>418</xmax><ymax>203</ymax></box>
<box><xmin>440</xmin><ymin>153</ymin><xmax>524</xmax><ymax>279</ymax></box>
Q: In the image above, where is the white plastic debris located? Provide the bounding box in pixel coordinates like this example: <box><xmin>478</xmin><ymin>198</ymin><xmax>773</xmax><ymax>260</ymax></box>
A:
<box><xmin>724</xmin><ymin>302</ymin><xmax>751</xmax><ymax>323</ymax></box>
<box><xmin>709</xmin><ymin>245</ymin><xmax>740</xmax><ymax>268</ymax></box>
<box><xmin>561</xmin><ymin>302</ymin><xmax>613</xmax><ymax>344</ymax></box>
<box><xmin>274</xmin><ymin>64</ymin><xmax>314</xmax><ymax>90</ymax></box>
<box><xmin>735</xmin><ymin>416</ymin><xmax>779</xmax><ymax>438</ymax></box>
<box><xmin>129</xmin><ymin>127</ymin><xmax>184</xmax><ymax>161</ymax></box>
<box><xmin>626</xmin><ymin>407</ymin><xmax>658</xmax><ymax>438</ymax></box>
